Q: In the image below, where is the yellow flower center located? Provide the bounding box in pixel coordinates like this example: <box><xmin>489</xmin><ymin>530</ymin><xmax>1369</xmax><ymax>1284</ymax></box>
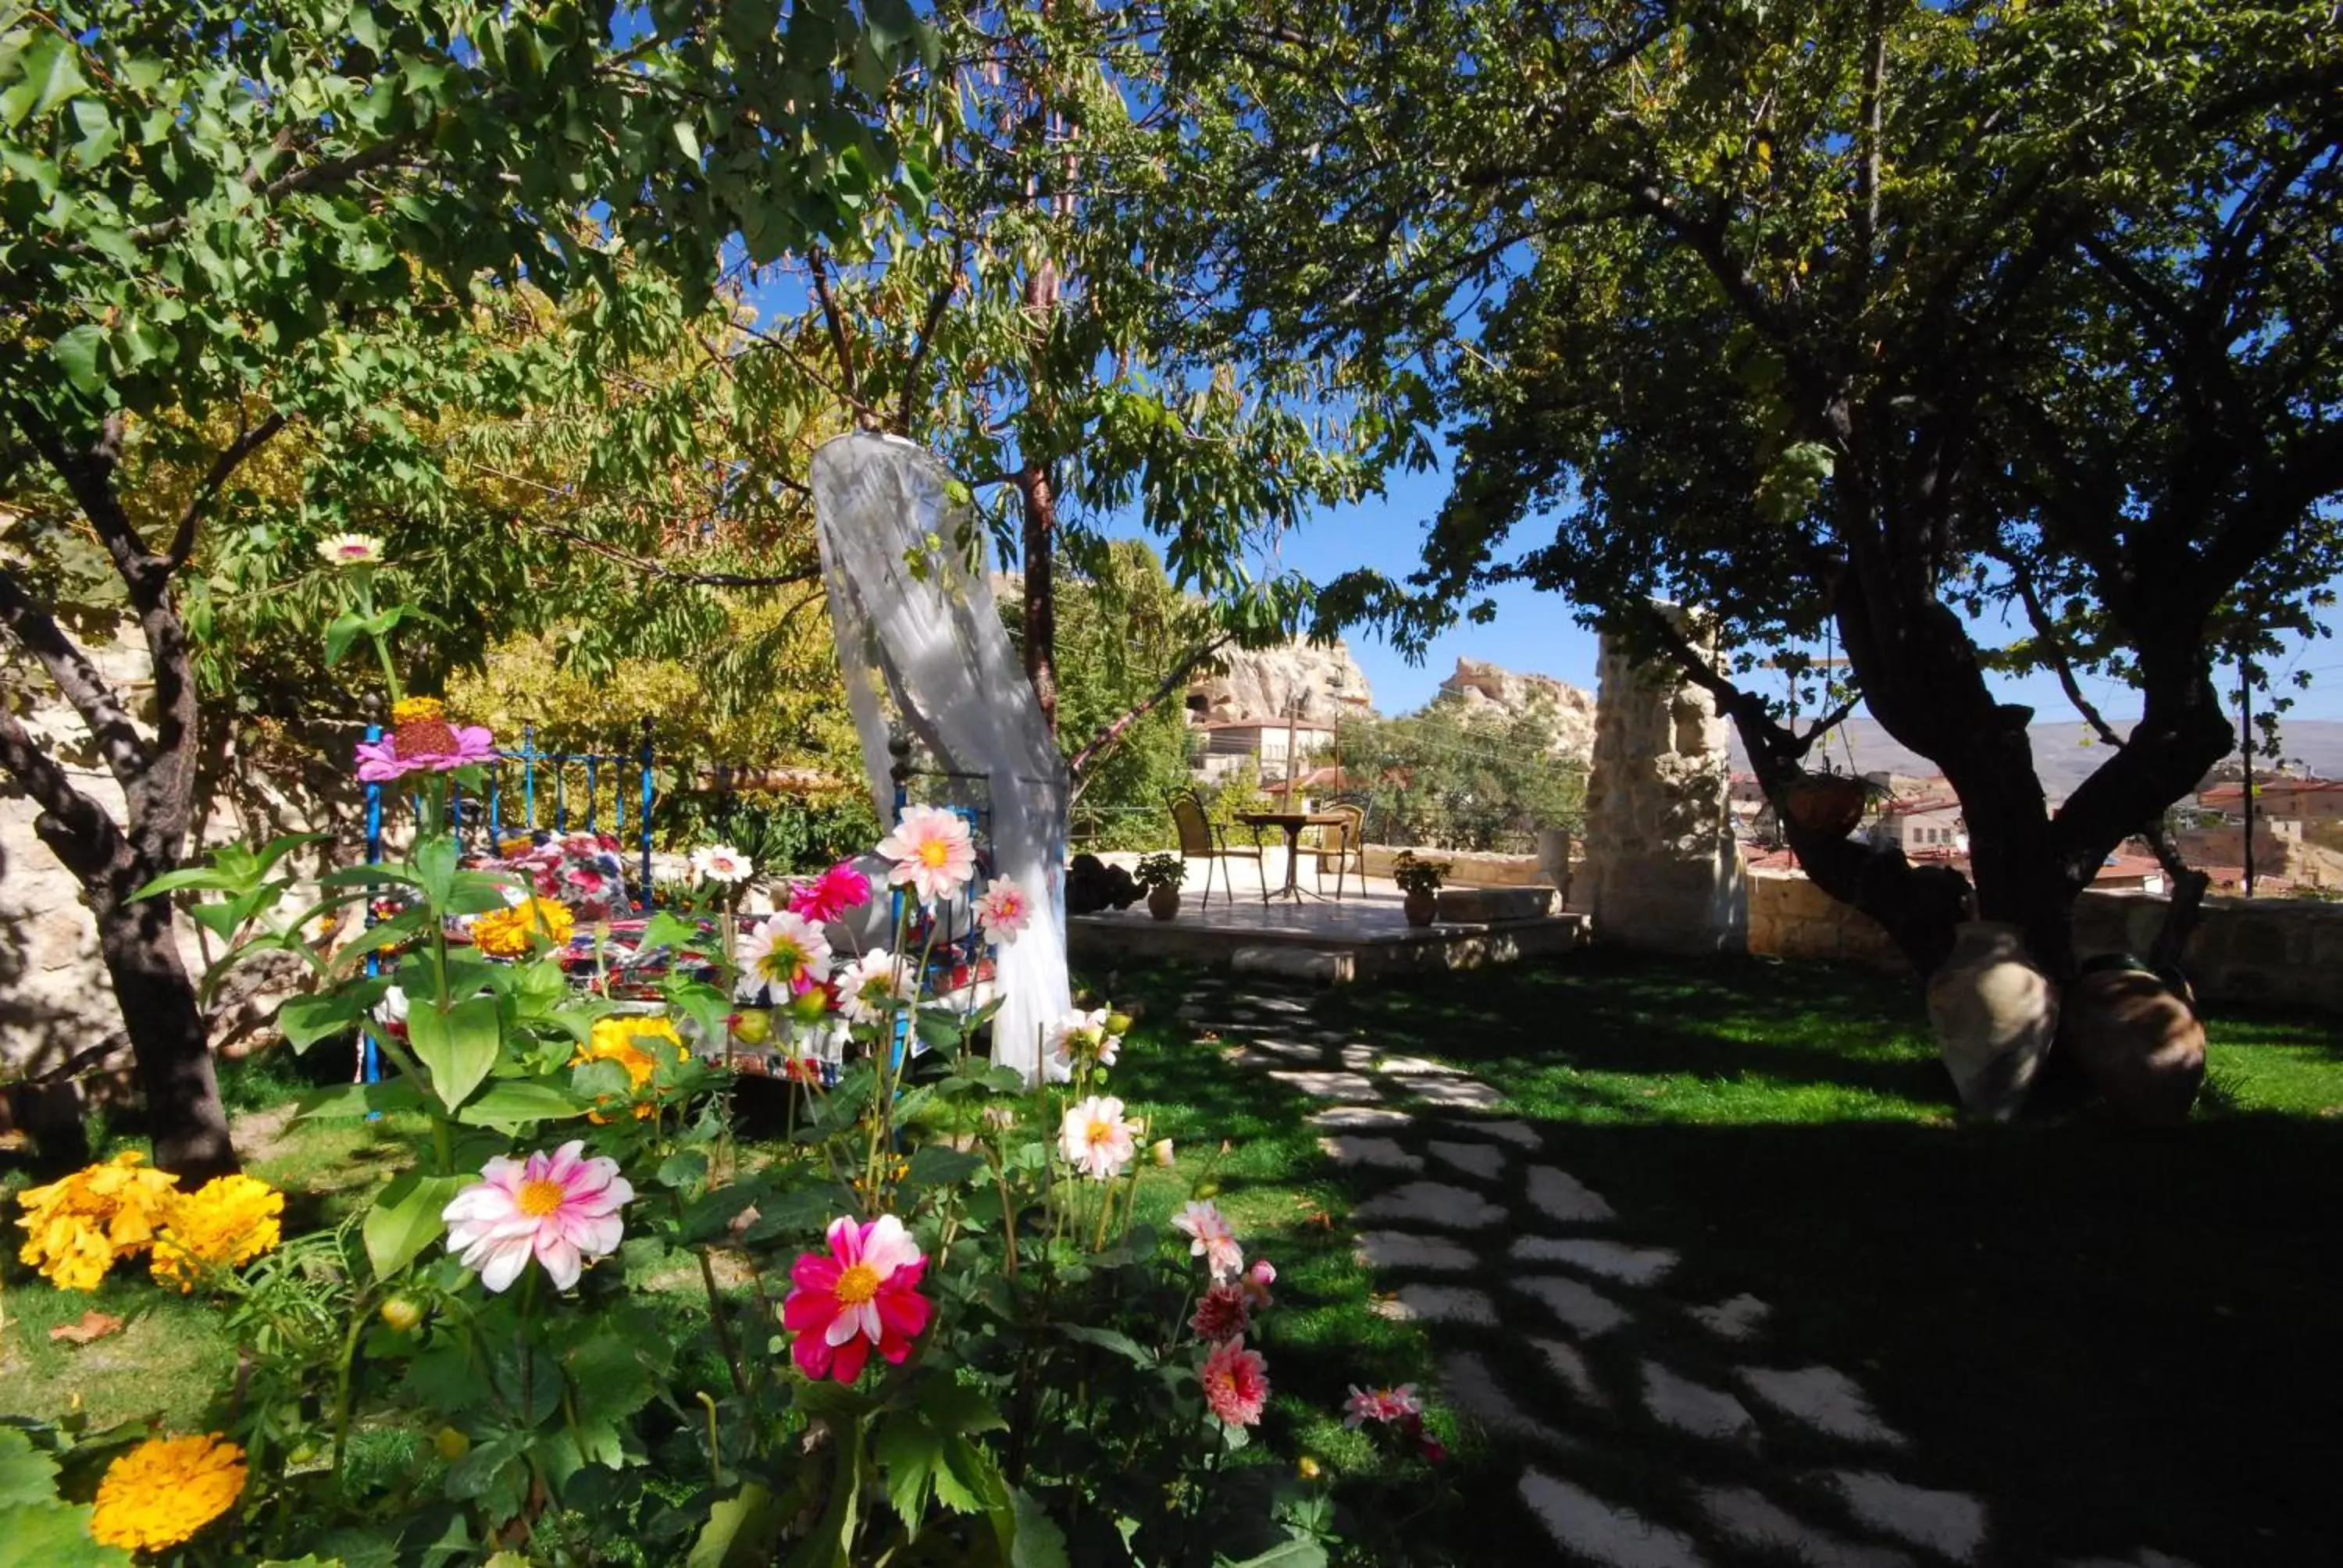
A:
<box><xmin>517</xmin><ymin>1178</ymin><xmax>567</xmax><ymax>1217</ymax></box>
<box><xmin>918</xmin><ymin>839</ymin><xmax>950</xmax><ymax>868</ymax></box>
<box><xmin>834</xmin><ymin>1262</ymin><xmax>881</xmax><ymax>1306</ymax></box>
<box><xmin>1086</xmin><ymin>1118</ymin><xmax>1116</xmax><ymax>1147</ymax></box>
<box><xmin>761</xmin><ymin>943</ymin><xmax>804</xmax><ymax>980</ymax></box>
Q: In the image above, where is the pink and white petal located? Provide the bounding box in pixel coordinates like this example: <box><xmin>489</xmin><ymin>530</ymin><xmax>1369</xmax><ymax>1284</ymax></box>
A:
<box><xmin>783</xmin><ymin>1291</ymin><xmax>840</xmax><ymax>1335</ymax></box>
<box><xmin>536</xmin><ymin>1234</ymin><xmax>584</xmax><ymax>1291</ymax></box>
<box><xmin>476</xmin><ymin>1238</ymin><xmax>533</xmax><ymax>1294</ymax></box>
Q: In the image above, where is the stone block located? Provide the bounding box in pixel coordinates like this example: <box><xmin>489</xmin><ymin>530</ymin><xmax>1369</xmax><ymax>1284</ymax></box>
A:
<box><xmin>1434</xmin><ymin>886</ymin><xmax>1555</xmax><ymax>923</ymax></box>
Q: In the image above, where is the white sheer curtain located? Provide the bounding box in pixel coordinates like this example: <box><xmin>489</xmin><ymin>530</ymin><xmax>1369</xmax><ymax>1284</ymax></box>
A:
<box><xmin>810</xmin><ymin>432</ymin><xmax>1071</xmax><ymax>1083</ymax></box>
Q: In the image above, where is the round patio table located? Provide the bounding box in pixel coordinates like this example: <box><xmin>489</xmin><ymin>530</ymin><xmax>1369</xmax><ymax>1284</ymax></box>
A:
<box><xmin>1238</xmin><ymin>811</ymin><xmax>1350</xmax><ymax>901</ymax></box>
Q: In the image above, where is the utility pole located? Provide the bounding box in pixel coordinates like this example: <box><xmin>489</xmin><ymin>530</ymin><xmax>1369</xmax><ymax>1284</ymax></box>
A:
<box><xmin>2239</xmin><ymin>655</ymin><xmax>2256</xmax><ymax>896</ymax></box>
<box><xmin>1285</xmin><ymin>693</ymin><xmax>1301</xmax><ymax>810</ymax></box>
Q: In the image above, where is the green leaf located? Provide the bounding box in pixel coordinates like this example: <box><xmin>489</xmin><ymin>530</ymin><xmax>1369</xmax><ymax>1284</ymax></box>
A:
<box><xmin>655</xmin><ymin>1149</ymin><xmax>710</xmax><ymax>1190</ymax></box>
<box><xmin>362</xmin><ymin>1171</ymin><xmax>466</xmax><ymax>1279</ymax></box>
<box><xmin>50</xmin><ymin>325</ymin><xmax>105</xmax><ymax>395</ymax></box>
<box><xmin>873</xmin><ymin>1411</ymin><xmax>943</xmax><ymax>1534</ymax></box>
<box><xmin>1007</xmin><ymin>1488</ymin><xmax>1069</xmax><ymax>1568</ymax></box>
<box><xmin>280</xmin><ymin>992</ymin><xmax>365</xmax><ymax>1049</ymax></box>
<box><xmin>1057</xmin><ymin>1324</ymin><xmax>1153</xmax><ymax>1367</ymax></box>
<box><xmin>1220</xmin><ymin>1540</ymin><xmax>1329</xmax><ymax>1568</ymax></box>
<box><xmin>901</xmin><ymin>1143</ymin><xmax>982</xmax><ymax>1192</ymax></box>
<box><xmin>0</xmin><ymin>1502</ymin><xmax>133</xmax><ymax>1568</ymax></box>
<box><xmin>688</xmin><ymin>1482</ymin><xmax>776</xmax><ymax>1568</ymax></box>
<box><xmin>407</xmin><ymin>994</ymin><xmax>504</xmax><ymax>1110</ymax></box>
<box><xmin>455</xmin><ymin>1079</ymin><xmax>588</xmax><ymax>1128</ymax></box>
<box><xmin>638</xmin><ymin>911</ymin><xmax>703</xmax><ymax>953</ymax></box>
<box><xmin>294</xmin><ymin>1078</ymin><xmax>424</xmax><ymax>1120</ymax></box>
<box><xmin>323</xmin><ymin>611</ymin><xmax>367</xmax><ymax>667</ymax></box>
<box><xmin>0</xmin><ymin>1430</ymin><xmax>60</xmax><ymax>1508</ymax></box>
<box><xmin>1</xmin><ymin>32</ymin><xmax>89</xmax><ymax>128</ymax></box>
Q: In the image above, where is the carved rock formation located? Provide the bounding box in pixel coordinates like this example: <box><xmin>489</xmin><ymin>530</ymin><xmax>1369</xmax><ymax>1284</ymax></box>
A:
<box><xmin>1437</xmin><ymin>657</ymin><xmax>1598</xmax><ymax>761</ymax></box>
<box><xmin>1185</xmin><ymin>639</ymin><xmax>1374</xmax><ymax>725</ymax></box>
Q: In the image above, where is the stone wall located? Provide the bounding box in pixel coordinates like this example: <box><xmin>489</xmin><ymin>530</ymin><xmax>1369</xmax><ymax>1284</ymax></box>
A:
<box><xmin>1579</xmin><ymin>611</ymin><xmax>1745</xmax><ymax>954</ymax></box>
<box><xmin>1744</xmin><ymin>866</ymin><xmax>2343</xmax><ymax>1013</ymax></box>
<box><xmin>2</xmin><ymin>640</ymin><xmax>363</xmax><ymax>1077</ymax></box>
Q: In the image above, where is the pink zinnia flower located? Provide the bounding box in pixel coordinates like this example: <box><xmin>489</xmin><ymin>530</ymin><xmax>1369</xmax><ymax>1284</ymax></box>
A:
<box><xmin>780</xmin><ymin>1214</ymin><xmax>931</xmax><ymax>1384</ymax></box>
<box><xmin>973</xmin><ymin>878</ymin><xmax>1032</xmax><ymax>943</ymax></box>
<box><xmin>1201</xmin><ymin>1337</ymin><xmax>1269</xmax><ymax>1427</ymax></box>
<box><xmin>1343</xmin><ymin>1383</ymin><xmax>1421</xmax><ymax>1428</ymax></box>
<box><xmin>790</xmin><ymin>861</ymin><xmax>872</xmax><ymax>924</ymax></box>
<box><xmin>1058</xmin><ymin>1095</ymin><xmax>1139</xmax><ymax>1181</ymax></box>
<box><xmin>440</xmin><ymin>1141</ymin><xmax>633</xmax><ymax>1293</ymax></box>
<box><xmin>738</xmin><ymin>912</ymin><xmax>833</xmax><ymax>998</ymax></box>
<box><xmin>1191</xmin><ymin>1283</ymin><xmax>1250</xmax><ymax>1341</ymax></box>
<box><xmin>355</xmin><ymin>723</ymin><xmax>496</xmax><ymax>782</ymax></box>
<box><xmin>874</xmin><ymin>805</ymin><xmax>976</xmax><ymax>904</ymax></box>
<box><xmin>1172</xmin><ymin>1199</ymin><xmax>1244</xmax><ymax>1281</ymax></box>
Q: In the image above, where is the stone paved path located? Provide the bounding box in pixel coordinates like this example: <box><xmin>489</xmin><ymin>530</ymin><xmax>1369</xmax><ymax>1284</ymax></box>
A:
<box><xmin>1189</xmin><ymin>979</ymin><xmax>2203</xmax><ymax>1568</ymax></box>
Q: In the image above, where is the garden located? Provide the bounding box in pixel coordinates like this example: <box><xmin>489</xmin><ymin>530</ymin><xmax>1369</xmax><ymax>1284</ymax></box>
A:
<box><xmin>7</xmin><ymin>2</ymin><xmax>2343</xmax><ymax>1566</ymax></box>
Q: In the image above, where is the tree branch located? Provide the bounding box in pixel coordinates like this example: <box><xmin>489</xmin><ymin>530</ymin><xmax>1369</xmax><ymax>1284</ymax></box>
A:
<box><xmin>0</xmin><ymin>566</ymin><xmax>152</xmax><ymax>791</ymax></box>
<box><xmin>167</xmin><ymin>412</ymin><xmax>291</xmax><ymax>569</ymax></box>
<box><xmin>894</xmin><ymin>243</ymin><xmax>967</xmax><ymax>433</ymax></box>
<box><xmin>1066</xmin><ymin>631</ymin><xmax>1233</xmax><ymax>777</ymax></box>
<box><xmin>503</xmin><ymin>514</ymin><xmax>820</xmax><ymax>589</ymax></box>
<box><xmin>0</xmin><ymin>702</ymin><xmax>130</xmax><ymax>876</ymax></box>
<box><xmin>808</xmin><ymin>246</ymin><xmax>867</xmax><ymax>416</ymax></box>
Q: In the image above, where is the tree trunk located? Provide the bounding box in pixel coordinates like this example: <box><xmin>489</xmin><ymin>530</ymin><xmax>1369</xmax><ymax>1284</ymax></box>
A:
<box><xmin>1017</xmin><ymin>461</ymin><xmax>1060</xmax><ymax>735</ymax></box>
<box><xmin>95</xmin><ymin>886</ymin><xmax>237</xmax><ymax>1180</ymax></box>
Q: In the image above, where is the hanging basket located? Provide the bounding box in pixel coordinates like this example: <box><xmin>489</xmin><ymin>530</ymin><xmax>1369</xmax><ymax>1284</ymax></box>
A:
<box><xmin>1780</xmin><ymin>771</ymin><xmax>1872</xmax><ymax>839</ymax></box>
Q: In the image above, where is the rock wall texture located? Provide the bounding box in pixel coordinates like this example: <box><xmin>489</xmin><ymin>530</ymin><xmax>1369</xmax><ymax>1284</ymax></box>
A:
<box><xmin>1745</xmin><ymin>867</ymin><xmax>2343</xmax><ymax>1014</ymax></box>
<box><xmin>1186</xmin><ymin>639</ymin><xmax>1373</xmax><ymax>725</ymax></box>
<box><xmin>2</xmin><ymin>637</ymin><xmax>364</xmax><ymax>1077</ymax></box>
<box><xmin>1580</xmin><ymin>613</ymin><xmax>1746</xmax><ymax>954</ymax></box>
<box><xmin>1437</xmin><ymin>657</ymin><xmax>1598</xmax><ymax>762</ymax></box>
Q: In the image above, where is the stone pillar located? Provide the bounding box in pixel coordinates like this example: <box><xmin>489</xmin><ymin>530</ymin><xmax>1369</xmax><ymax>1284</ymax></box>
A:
<box><xmin>1582</xmin><ymin>608</ymin><xmax>1746</xmax><ymax>953</ymax></box>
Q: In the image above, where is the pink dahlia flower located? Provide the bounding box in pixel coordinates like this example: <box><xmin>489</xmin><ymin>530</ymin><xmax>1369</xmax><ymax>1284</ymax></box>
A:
<box><xmin>780</xmin><ymin>1214</ymin><xmax>931</xmax><ymax>1384</ymax></box>
<box><xmin>790</xmin><ymin>861</ymin><xmax>872</xmax><ymax>924</ymax></box>
<box><xmin>739</xmin><ymin>912</ymin><xmax>833</xmax><ymax>998</ymax></box>
<box><xmin>875</xmin><ymin>805</ymin><xmax>976</xmax><ymax>904</ymax></box>
<box><xmin>691</xmin><ymin>843</ymin><xmax>754</xmax><ymax>886</ymax></box>
<box><xmin>836</xmin><ymin>949</ymin><xmax>916</xmax><ymax>1024</ymax></box>
<box><xmin>1172</xmin><ymin>1199</ymin><xmax>1244</xmax><ymax>1281</ymax></box>
<box><xmin>1342</xmin><ymin>1383</ymin><xmax>1422</xmax><ymax>1427</ymax></box>
<box><xmin>1241</xmin><ymin>1258</ymin><xmax>1277</xmax><ymax>1309</ymax></box>
<box><xmin>1058</xmin><ymin>1095</ymin><xmax>1139</xmax><ymax>1181</ymax></box>
<box><xmin>973</xmin><ymin>878</ymin><xmax>1033</xmax><ymax>943</ymax></box>
<box><xmin>1201</xmin><ymin>1337</ymin><xmax>1270</xmax><ymax>1427</ymax></box>
<box><xmin>440</xmin><ymin>1141</ymin><xmax>632</xmax><ymax>1293</ymax></box>
<box><xmin>355</xmin><ymin>723</ymin><xmax>496</xmax><ymax>782</ymax></box>
<box><xmin>1047</xmin><ymin>1007</ymin><xmax>1122</xmax><ymax>1073</ymax></box>
<box><xmin>1190</xmin><ymin>1283</ymin><xmax>1250</xmax><ymax>1342</ymax></box>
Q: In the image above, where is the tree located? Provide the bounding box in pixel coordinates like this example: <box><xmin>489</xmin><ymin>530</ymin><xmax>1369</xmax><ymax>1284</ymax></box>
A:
<box><xmin>1171</xmin><ymin>0</ymin><xmax>2343</xmax><ymax>977</ymax></box>
<box><xmin>1336</xmin><ymin>694</ymin><xmax>1586</xmax><ymax>854</ymax></box>
<box><xmin>736</xmin><ymin>1</ymin><xmax>1398</xmax><ymax>752</ymax></box>
<box><xmin>0</xmin><ymin>2</ymin><xmax>929</xmax><ymax>1174</ymax></box>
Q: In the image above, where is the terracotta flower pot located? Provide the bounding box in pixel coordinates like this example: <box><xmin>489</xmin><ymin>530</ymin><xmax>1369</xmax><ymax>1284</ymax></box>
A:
<box><xmin>2062</xmin><ymin>960</ymin><xmax>2206</xmax><ymax>1127</ymax></box>
<box><xmin>1783</xmin><ymin>774</ymin><xmax>1870</xmax><ymax>839</ymax></box>
<box><xmin>1147</xmin><ymin>885</ymin><xmax>1180</xmax><ymax>921</ymax></box>
<box><xmin>1924</xmin><ymin>921</ymin><xmax>2058</xmax><ymax>1120</ymax></box>
<box><xmin>1402</xmin><ymin>890</ymin><xmax>1437</xmax><ymax>928</ymax></box>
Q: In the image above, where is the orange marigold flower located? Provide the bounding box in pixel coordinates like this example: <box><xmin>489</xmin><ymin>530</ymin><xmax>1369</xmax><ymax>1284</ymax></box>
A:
<box><xmin>472</xmin><ymin>896</ymin><xmax>575</xmax><ymax>958</ymax></box>
<box><xmin>150</xmin><ymin>1174</ymin><xmax>284</xmax><ymax>1292</ymax></box>
<box><xmin>90</xmin><ymin>1433</ymin><xmax>246</xmax><ymax>1552</ymax></box>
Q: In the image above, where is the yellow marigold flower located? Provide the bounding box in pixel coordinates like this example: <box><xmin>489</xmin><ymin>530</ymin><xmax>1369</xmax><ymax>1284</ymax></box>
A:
<box><xmin>472</xmin><ymin>896</ymin><xmax>575</xmax><ymax>958</ymax></box>
<box><xmin>150</xmin><ymin>1174</ymin><xmax>285</xmax><ymax>1292</ymax></box>
<box><xmin>390</xmin><ymin>695</ymin><xmax>447</xmax><ymax>726</ymax></box>
<box><xmin>575</xmin><ymin>1016</ymin><xmax>686</xmax><ymax>1121</ymax></box>
<box><xmin>90</xmin><ymin>1433</ymin><xmax>246</xmax><ymax>1552</ymax></box>
<box><xmin>13</xmin><ymin>1151</ymin><xmax>180</xmax><ymax>1291</ymax></box>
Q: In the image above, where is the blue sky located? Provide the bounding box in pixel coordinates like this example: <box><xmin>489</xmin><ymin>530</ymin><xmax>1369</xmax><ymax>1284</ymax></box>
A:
<box><xmin>1229</xmin><ymin>450</ymin><xmax>2343</xmax><ymax>733</ymax></box>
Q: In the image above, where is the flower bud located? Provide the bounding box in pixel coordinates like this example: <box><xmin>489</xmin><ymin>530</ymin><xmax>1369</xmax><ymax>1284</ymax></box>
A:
<box><xmin>1298</xmin><ymin>1456</ymin><xmax>1321</xmax><ymax>1481</ymax></box>
<box><xmin>434</xmin><ymin>1427</ymin><xmax>472</xmax><ymax>1462</ymax></box>
<box><xmin>1150</xmin><ymin>1138</ymin><xmax>1175</xmax><ymax>1167</ymax></box>
<box><xmin>1104</xmin><ymin>1012</ymin><xmax>1134</xmax><ymax>1038</ymax></box>
<box><xmin>732</xmin><ymin>1009</ymin><xmax>772</xmax><ymax>1046</ymax></box>
<box><xmin>787</xmin><ymin>987</ymin><xmax>833</xmax><ymax>1027</ymax></box>
<box><xmin>379</xmin><ymin>1297</ymin><xmax>423</xmax><ymax>1333</ymax></box>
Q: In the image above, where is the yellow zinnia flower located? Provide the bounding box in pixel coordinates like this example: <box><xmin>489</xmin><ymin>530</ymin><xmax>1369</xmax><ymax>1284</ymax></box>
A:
<box><xmin>150</xmin><ymin>1174</ymin><xmax>285</xmax><ymax>1292</ymax></box>
<box><xmin>472</xmin><ymin>896</ymin><xmax>576</xmax><ymax>958</ymax></box>
<box><xmin>90</xmin><ymin>1433</ymin><xmax>247</xmax><ymax>1552</ymax></box>
<box><xmin>390</xmin><ymin>695</ymin><xmax>447</xmax><ymax>726</ymax></box>
<box><xmin>13</xmin><ymin>1151</ymin><xmax>180</xmax><ymax>1292</ymax></box>
<box><xmin>575</xmin><ymin>1016</ymin><xmax>686</xmax><ymax>1120</ymax></box>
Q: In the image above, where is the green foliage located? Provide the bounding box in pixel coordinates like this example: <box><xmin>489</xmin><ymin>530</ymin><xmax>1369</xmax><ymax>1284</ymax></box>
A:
<box><xmin>1132</xmin><ymin>853</ymin><xmax>1185</xmax><ymax>891</ymax></box>
<box><xmin>1336</xmin><ymin>696</ymin><xmax>1585</xmax><ymax>853</ymax></box>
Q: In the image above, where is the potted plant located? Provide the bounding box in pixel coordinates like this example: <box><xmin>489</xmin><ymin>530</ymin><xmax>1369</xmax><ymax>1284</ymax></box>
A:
<box><xmin>1777</xmin><ymin>766</ymin><xmax>1880</xmax><ymax>839</ymax></box>
<box><xmin>1391</xmin><ymin>851</ymin><xmax>1450</xmax><ymax>928</ymax></box>
<box><xmin>1135</xmin><ymin>852</ymin><xmax>1186</xmax><ymax>920</ymax></box>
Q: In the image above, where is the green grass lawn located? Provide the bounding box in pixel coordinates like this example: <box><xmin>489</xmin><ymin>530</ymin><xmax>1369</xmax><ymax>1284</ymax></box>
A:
<box><xmin>8</xmin><ymin>955</ymin><xmax>2338</xmax><ymax>1564</ymax></box>
<box><xmin>1100</xmin><ymin>950</ymin><xmax>2343</xmax><ymax>1566</ymax></box>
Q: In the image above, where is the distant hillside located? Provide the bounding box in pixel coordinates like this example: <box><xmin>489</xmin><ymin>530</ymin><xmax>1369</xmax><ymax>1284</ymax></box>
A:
<box><xmin>1728</xmin><ymin>718</ymin><xmax>2343</xmax><ymax>796</ymax></box>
